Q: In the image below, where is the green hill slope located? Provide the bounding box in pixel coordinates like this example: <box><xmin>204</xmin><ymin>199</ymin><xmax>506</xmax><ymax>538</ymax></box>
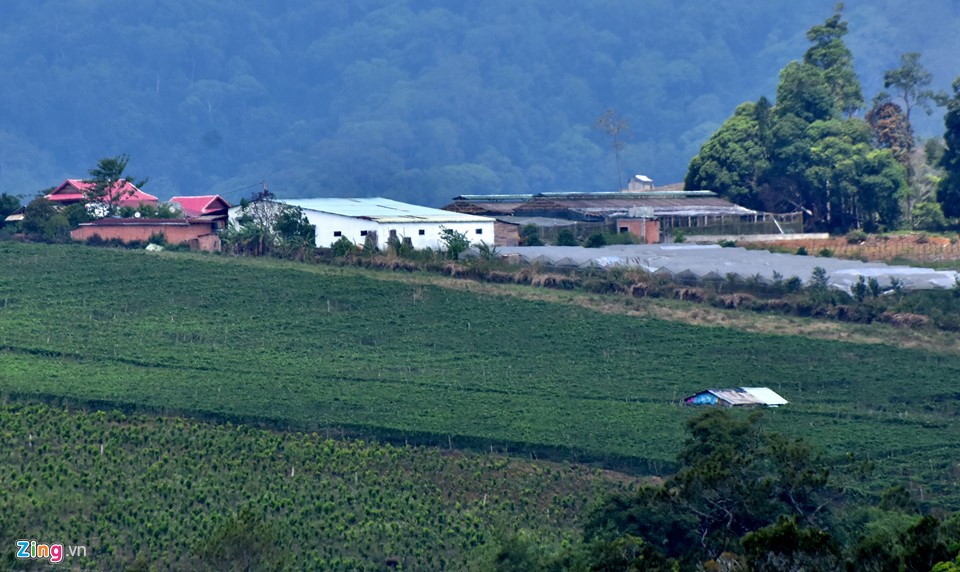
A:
<box><xmin>3</xmin><ymin>243</ymin><xmax>960</xmax><ymax>503</ymax></box>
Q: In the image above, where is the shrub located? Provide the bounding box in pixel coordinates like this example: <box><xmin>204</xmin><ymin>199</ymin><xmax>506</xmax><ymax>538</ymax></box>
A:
<box><xmin>555</xmin><ymin>229</ymin><xmax>578</xmax><ymax>246</ymax></box>
<box><xmin>818</xmin><ymin>248</ymin><xmax>834</xmax><ymax>257</ymax></box>
<box><xmin>148</xmin><ymin>231</ymin><xmax>167</xmax><ymax>246</ymax></box>
<box><xmin>796</xmin><ymin>246</ymin><xmax>808</xmax><ymax>256</ymax></box>
<box><xmin>331</xmin><ymin>236</ymin><xmax>356</xmax><ymax>257</ymax></box>
<box><xmin>584</xmin><ymin>233</ymin><xmax>607</xmax><ymax>248</ymax></box>
<box><xmin>845</xmin><ymin>229</ymin><xmax>868</xmax><ymax>244</ymax></box>
<box><xmin>519</xmin><ymin>224</ymin><xmax>543</xmax><ymax>246</ymax></box>
<box><xmin>852</xmin><ymin>276</ymin><xmax>868</xmax><ymax>303</ymax></box>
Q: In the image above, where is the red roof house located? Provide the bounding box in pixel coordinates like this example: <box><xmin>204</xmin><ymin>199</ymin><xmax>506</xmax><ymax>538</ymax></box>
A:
<box><xmin>46</xmin><ymin>179</ymin><xmax>158</xmax><ymax>207</ymax></box>
<box><xmin>170</xmin><ymin>195</ymin><xmax>231</xmax><ymax>217</ymax></box>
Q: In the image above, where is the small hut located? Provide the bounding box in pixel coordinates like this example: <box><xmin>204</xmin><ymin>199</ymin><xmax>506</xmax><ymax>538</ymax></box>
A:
<box><xmin>684</xmin><ymin>387</ymin><xmax>787</xmax><ymax>408</ymax></box>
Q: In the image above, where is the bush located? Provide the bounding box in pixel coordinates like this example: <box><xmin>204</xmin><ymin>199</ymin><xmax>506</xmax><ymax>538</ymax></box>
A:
<box><xmin>331</xmin><ymin>236</ymin><xmax>356</xmax><ymax>257</ymax></box>
<box><xmin>845</xmin><ymin>229</ymin><xmax>868</xmax><ymax>244</ymax></box>
<box><xmin>818</xmin><ymin>248</ymin><xmax>834</xmax><ymax>257</ymax></box>
<box><xmin>148</xmin><ymin>231</ymin><xmax>167</xmax><ymax>246</ymax></box>
<box><xmin>584</xmin><ymin>233</ymin><xmax>607</xmax><ymax>248</ymax></box>
<box><xmin>519</xmin><ymin>224</ymin><xmax>543</xmax><ymax>246</ymax></box>
<box><xmin>555</xmin><ymin>229</ymin><xmax>578</xmax><ymax>246</ymax></box>
<box><xmin>785</xmin><ymin>276</ymin><xmax>803</xmax><ymax>293</ymax></box>
<box><xmin>796</xmin><ymin>246</ymin><xmax>808</xmax><ymax>256</ymax></box>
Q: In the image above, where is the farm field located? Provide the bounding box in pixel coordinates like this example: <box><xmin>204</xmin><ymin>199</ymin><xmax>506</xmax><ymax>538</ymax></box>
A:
<box><xmin>3</xmin><ymin>243</ymin><xmax>960</xmax><ymax>504</ymax></box>
<box><xmin>0</xmin><ymin>404</ymin><xmax>628</xmax><ymax>570</ymax></box>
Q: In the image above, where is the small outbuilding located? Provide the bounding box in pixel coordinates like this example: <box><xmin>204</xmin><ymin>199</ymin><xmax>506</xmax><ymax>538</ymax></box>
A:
<box><xmin>70</xmin><ymin>218</ymin><xmax>222</xmax><ymax>252</ymax></box>
<box><xmin>684</xmin><ymin>387</ymin><xmax>788</xmax><ymax>408</ymax></box>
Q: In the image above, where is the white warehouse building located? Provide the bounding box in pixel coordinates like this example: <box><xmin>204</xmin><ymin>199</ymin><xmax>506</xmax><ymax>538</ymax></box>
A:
<box><xmin>230</xmin><ymin>197</ymin><xmax>496</xmax><ymax>250</ymax></box>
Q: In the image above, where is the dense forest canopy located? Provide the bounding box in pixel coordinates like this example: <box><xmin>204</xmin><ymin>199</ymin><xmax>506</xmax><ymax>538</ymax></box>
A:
<box><xmin>0</xmin><ymin>0</ymin><xmax>958</xmax><ymax>206</ymax></box>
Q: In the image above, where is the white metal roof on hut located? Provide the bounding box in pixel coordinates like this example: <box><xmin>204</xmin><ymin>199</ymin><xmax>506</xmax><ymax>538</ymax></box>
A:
<box><xmin>684</xmin><ymin>387</ymin><xmax>788</xmax><ymax>407</ymax></box>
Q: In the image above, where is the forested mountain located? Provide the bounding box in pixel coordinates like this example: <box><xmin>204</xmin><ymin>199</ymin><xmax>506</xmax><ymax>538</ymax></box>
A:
<box><xmin>0</xmin><ymin>0</ymin><xmax>958</xmax><ymax>206</ymax></box>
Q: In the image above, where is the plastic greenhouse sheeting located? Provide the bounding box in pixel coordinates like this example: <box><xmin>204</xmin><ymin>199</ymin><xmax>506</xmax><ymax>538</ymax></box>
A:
<box><xmin>481</xmin><ymin>245</ymin><xmax>960</xmax><ymax>293</ymax></box>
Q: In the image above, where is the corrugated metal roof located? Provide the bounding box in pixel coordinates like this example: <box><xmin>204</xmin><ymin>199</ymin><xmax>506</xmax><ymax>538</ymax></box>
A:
<box><xmin>446</xmin><ymin>192</ymin><xmax>757</xmax><ymax>218</ymax></box>
<box><xmin>741</xmin><ymin>387</ymin><xmax>789</xmax><ymax>406</ymax></box>
<box><xmin>497</xmin><ymin>216</ymin><xmax>578</xmax><ymax>227</ymax></box>
<box><xmin>278</xmin><ymin>197</ymin><xmax>494</xmax><ymax>223</ymax></box>
<box><xmin>708</xmin><ymin>389</ymin><xmax>764</xmax><ymax>406</ymax></box>
<box><xmin>684</xmin><ymin>387</ymin><xmax>788</xmax><ymax>407</ymax></box>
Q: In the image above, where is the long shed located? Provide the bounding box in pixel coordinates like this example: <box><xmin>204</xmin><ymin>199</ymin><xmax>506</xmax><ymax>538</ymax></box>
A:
<box><xmin>230</xmin><ymin>197</ymin><xmax>495</xmax><ymax>250</ymax></box>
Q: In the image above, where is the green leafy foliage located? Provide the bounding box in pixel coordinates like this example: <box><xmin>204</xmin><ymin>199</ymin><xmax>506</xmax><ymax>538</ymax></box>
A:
<box><xmin>222</xmin><ymin>196</ymin><xmax>316</xmax><ymax>257</ymax></box>
<box><xmin>83</xmin><ymin>155</ymin><xmax>148</xmax><ymax>216</ymax></box>
<box><xmin>685</xmin><ymin>101</ymin><xmax>771</xmax><ymax>209</ymax></box>
<box><xmin>200</xmin><ymin>506</ymin><xmax>286</xmax><ymax>572</ymax></box>
<box><xmin>0</xmin><ymin>193</ymin><xmax>21</xmax><ymax>223</ymax></box>
<box><xmin>519</xmin><ymin>224</ymin><xmax>543</xmax><ymax>247</ymax></box>
<box><xmin>583</xmin><ymin>410</ymin><xmax>837</xmax><ymax>567</ymax></box>
<box><xmin>22</xmin><ymin>197</ymin><xmax>70</xmax><ymax>242</ymax></box>
<box><xmin>883</xmin><ymin>52</ymin><xmax>941</xmax><ymax>124</ymax></box>
<box><xmin>439</xmin><ymin>226</ymin><xmax>470</xmax><ymax>260</ymax></box>
<box><xmin>687</xmin><ymin>6</ymin><xmax>910</xmax><ymax>232</ymax></box>
<box><xmin>940</xmin><ymin>77</ymin><xmax>960</xmax><ymax>218</ymax></box>
<box><xmin>555</xmin><ymin>229</ymin><xmax>578</xmax><ymax>246</ymax></box>
<box><xmin>584</xmin><ymin>232</ymin><xmax>607</xmax><ymax>248</ymax></box>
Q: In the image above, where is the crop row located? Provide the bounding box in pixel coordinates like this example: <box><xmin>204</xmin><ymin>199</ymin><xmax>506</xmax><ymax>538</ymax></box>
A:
<box><xmin>0</xmin><ymin>404</ymin><xmax>630</xmax><ymax>570</ymax></box>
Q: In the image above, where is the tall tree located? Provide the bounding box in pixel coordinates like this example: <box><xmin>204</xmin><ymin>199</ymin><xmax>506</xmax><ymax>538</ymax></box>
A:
<box><xmin>802</xmin><ymin>3</ymin><xmax>863</xmax><ymax>117</ymax></box>
<box><xmin>883</xmin><ymin>52</ymin><xmax>938</xmax><ymax>125</ymax></box>
<box><xmin>84</xmin><ymin>155</ymin><xmax>148</xmax><ymax>216</ymax></box>
<box><xmin>594</xmin><ymin>108</ymin><xmax>630</xmax><ymax>192</ymax></box>
<box><xmin>939</xmin><ymin>77</ymin><xmax>960</xmax><ymax>218</ymax></box>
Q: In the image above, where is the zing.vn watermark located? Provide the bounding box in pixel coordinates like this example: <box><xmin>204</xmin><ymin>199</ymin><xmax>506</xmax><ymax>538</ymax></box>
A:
<box><xmin>16</xmin><ymin>540</ymin><xmax>87</xmax><ymax>564</ymax></box>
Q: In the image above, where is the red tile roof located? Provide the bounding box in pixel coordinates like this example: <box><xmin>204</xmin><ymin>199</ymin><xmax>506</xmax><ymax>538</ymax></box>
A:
<box><xmin>169</xmin><ymin>195</ymin><xmax>231</xmax><ymax>217</ymax></box>
<box><xmin>46</xmin><ymin>179</ymin><xmax>158</xmax><ymax>205</ymax></box>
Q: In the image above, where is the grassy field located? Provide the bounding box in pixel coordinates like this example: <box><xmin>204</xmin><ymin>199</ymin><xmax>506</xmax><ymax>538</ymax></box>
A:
<box><xmin>0</xmin><ymin>404</ymin><xmax>628</xmax><ymax>570</ymax></box>
<box><xmin>3</xmin><ymin>242</ymin><xmax>960</xmax><ymax>504</ymax></box>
